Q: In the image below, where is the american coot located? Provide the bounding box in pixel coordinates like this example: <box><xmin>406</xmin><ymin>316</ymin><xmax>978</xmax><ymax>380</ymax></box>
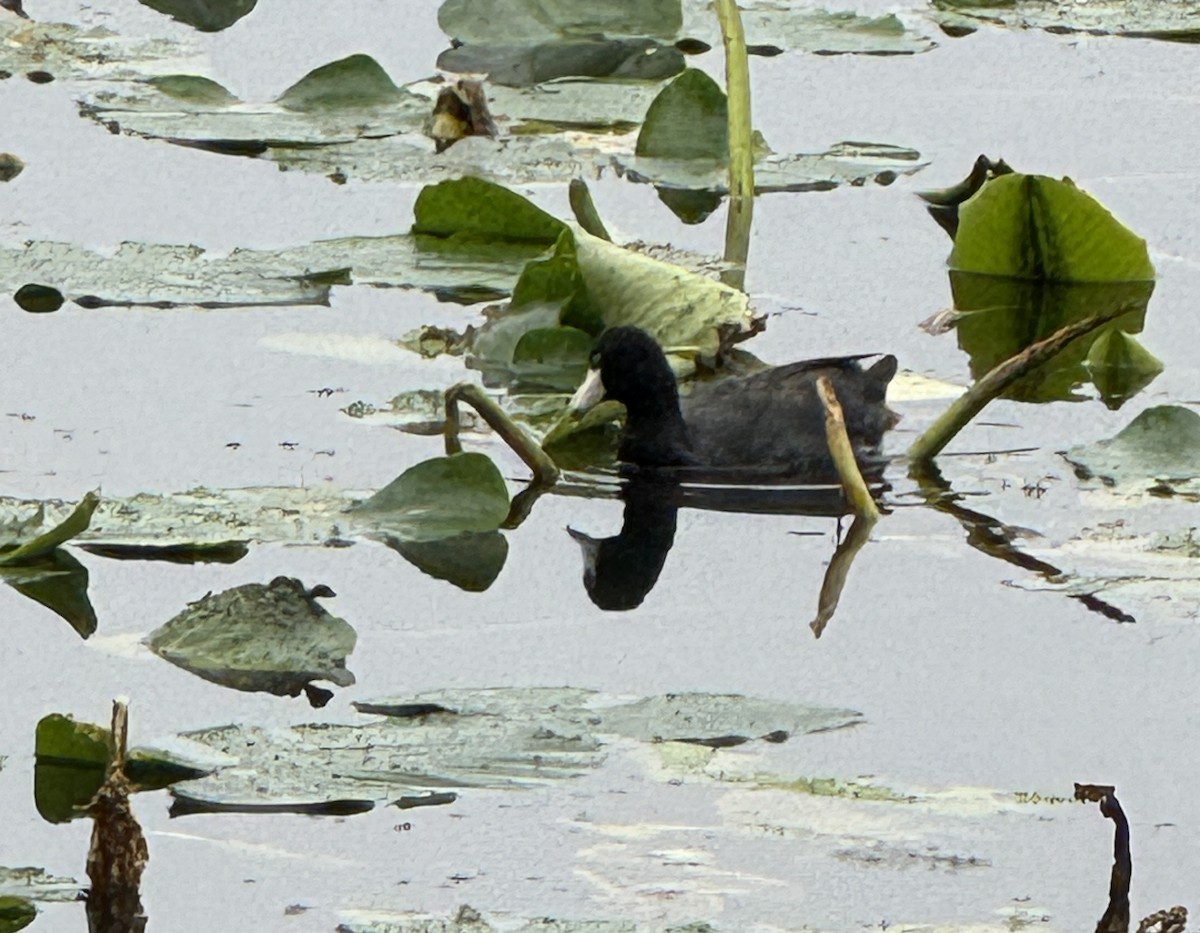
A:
<box><xmin>569</xmin><ymin>326</ymin><xmax>899</xmax><ymax>479</ymax></box>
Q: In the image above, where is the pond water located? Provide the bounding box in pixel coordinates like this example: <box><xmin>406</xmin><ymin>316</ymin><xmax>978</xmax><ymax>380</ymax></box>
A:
<box><xmin>2</xmin><ymin>1</ymin><xmax>1199</xmax><ymax>931</ymax></box>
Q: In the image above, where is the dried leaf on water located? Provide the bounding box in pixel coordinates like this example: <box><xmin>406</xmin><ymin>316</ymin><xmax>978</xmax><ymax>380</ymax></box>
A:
<box><xmin>931</xmin><ymin>0</ymin><xmax>1200</xmax><ymax>43</ymax></box>
<box><xmin>167</xmin><ymin>687</ymin><xmax>860</xmax><ymax>812</ymax></box>
<box><xmin>680</xmin><ymin>3</ymin><xmax>936</xmax><ymax>55</ymax></box>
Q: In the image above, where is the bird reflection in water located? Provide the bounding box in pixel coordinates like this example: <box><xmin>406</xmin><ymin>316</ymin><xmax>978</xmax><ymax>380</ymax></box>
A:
<box><xmin>566</xmin><ymin>473</ymin><xmax>880</xmax><ymax>628</ymax></box>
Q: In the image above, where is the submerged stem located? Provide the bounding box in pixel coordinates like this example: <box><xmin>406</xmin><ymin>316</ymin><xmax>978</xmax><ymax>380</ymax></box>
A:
<box><xmin>714</xmin><ymin>0</ymin><xmax>754</xmax><ymax>292</ymax></box>
<box><xmin>444</xmin><ymin>383</ymin><xmax>560</xmax><ymax>486</ymax></box>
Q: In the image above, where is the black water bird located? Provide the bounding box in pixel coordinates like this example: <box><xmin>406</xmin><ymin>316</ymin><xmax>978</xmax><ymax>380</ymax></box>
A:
<box><xmin>570</xmin><ymin>326</ymin><xmax>899</xmax><ymax>480</ymax></box>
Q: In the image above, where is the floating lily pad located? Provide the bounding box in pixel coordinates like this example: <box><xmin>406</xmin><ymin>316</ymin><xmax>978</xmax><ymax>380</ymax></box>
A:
<box><xmin>437</xmin><ymin>0</ymin><xmax>683</xmax><ymax>44</ymax></box>
<box><xmin>437</xmin><ymin>37</ymin><xmax>684</xmax><ymax>86</ymax></box>
<box><xmin>573</xmin><ymin>230</ymin><xmax>753</xmax><ymax>358</ymax></box>
<box><xmin>81</xmin><ymin>59</ymin><xmax>427</xmax><ymax>151</ymax></box>
<box><xmin>509</xmin><ymin>231</ymin><xmax>599</xmax><ymax>332</ymax></box>
<box><xmin>950</xmin><ymin>174</ymin><xmax>1155</xmax><ymax>282</ymax></box>
<box><xmin>621</xmin><ymin>138</ymin><xmax>926</xmax><ymax>198</ymax></box>
<box><xmin>0</xmin><ymin>868</ymin><xmax>83</xmax><ymax>904</ymax></box>
<box><xmin>0</xmin><ymin>896</ymin><xmax>35</xmax><ymax>933</ymax></box>
<box><xmin>636</xmin><ymin>68</ymin><xmax>727</xmax><ymax>161</ymax></box>
<box><xmin>13</xmin><ymin>284</ymin><xmax>64</xmax><ymax>313</ymax></box>
<box><xmin>76</xmin><ymin>541</ymin><xmax>249</xmax><ymax>564</ymax></box>
<box><xmin>148</xmin><ymin>73</ymin><xmax>238</xmax><ymax>105</ymax></box>
<box><xmin>681</xmin><ymin>3</ymin><xmax>936</xmax><ymax>55</ymax></box>
<box><xmin>145</xmin><ymin>576</ymin><xmax>357</xmax><ymax>701</ymax></box>
<box><xmin>0</xmin><ymin>153</ymin><xmax>23</xmax><ymax>182</ymax></box>
<box><xmin>35</xmin><ymin>713</ymin><xmax>210</xmax><ymax>823</ymax></box>
<box><xmin>931</xmin><ymin>0</ymin><xmax>1200</xmax><ymax>43</ymax></box>
<box><xmin>169</xmin><ymin>687</ymin><xmax>859</xmax><ymax>811</ymax></box>
<box><xmin>942</xmin><ymin>172</ymin><xmax>1156</xmax><ymax>403</ymax></box>
<box><xmin>340</xmin><ymin>908</ymin><xmax>723</xmax><ymax>933</ymax></box>
<box><xmin>511</xmin><ymin>326</ymin><xmax>593</xmax><ymax>388</ymax></box>
<box><xmin>949</xmin><ymin>276</ymin><xmax>1153</xmax><ymax>403</ymax></box>
<box><xmin>1062</xmin><ymin>406</ymin><xmax>1200</xmax><ymax>492</ymax></box>
<box><xmin>353</xmin><ymin>453</ymin><xmax>512</xmax><ymax>542</ymax></box>
<box><xmin>409</xmin><ymin>177</ymin><xmax>755</xmax><ymax>376</ymax></box>
<box><xmin>0</xmin><ymin>492</ymin><xmax>99</xmax><ymax>565</ymax></box>
<box><xmin>0</xmin><ymin>17</ymin><xmax>200</xmax><ymax>81</ymax></box>
<box><xmin>0</xmin><ymin>487</ymin><xmax>354</xmax><ymax>549</ymax></box>
<box><xmin>137</xmin><ymin>0</ymin><xmax>257</xmax><ymax>31</ymax></box>
<box><xmin>413</xmin><ymin>176</ymin><xmax>566</xmax><ymax>243</ymax></box>
<box><xmin>278</xmin><ymin>54</ymin><xmax>405</xmax><ymax>111</ymax></box>
<box><xmin>0</xmin><ymin>231</ymin><xmax>540</xmax><ymax>309</ymax></box>
<box><xmin>1084</xmin><ymin>329</ymin><xmax>1163</xmax><ymax>410</ymax></box>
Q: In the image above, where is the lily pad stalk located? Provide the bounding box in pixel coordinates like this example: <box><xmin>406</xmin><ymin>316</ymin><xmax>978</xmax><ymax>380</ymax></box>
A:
<box><xmin>715</xmin><ymin>0</ymin><xmax>754</xmax><ymax>291</ymax></box>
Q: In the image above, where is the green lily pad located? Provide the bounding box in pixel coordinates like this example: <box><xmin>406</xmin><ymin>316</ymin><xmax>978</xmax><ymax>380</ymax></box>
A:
<box><xmin>36</xmin><ymin>712</ymin><xmax>111</xmax><ymax>766</ymax></box>
<box><xmin>148</xmin><ymin>74</ymin><xmax>239</xmax><ymax>105</ymax></box>
<box><xmin>1084</xmin><ymin>330</ymin><xmax>1163</xmax><ymax>410</ymax></box>
<box><xmin>76</xmin><ymin>540</ymin><xmax>249</xmax><ymax>563</ymax></box>
<box><xmin>413</xmin><ymin>176</ymin><xmax>566</xmax><ymax>243</ymax></box>
<box><xmin>0</xmin><ymin>492</ymin><xmax>99</xmax><ymax>565</ymax></box>
<box><xmin>81</xmin><ymin>60</ymin><xmax>426</xmax><ymax>150</ymax></box>
<box><xmin>573</xmin><ymin>230</ymin><xmax>753</xmax><ymax>360</ymax></box>
<box><xmin>437</xmin><ymin>37</ymin><xmax>684</xmax><ymax>86</ymax></box>
<box><xmin>437</xmin><ymin>0</ymin><xmax>683</xmax><ymax>44</ymax></box>
<box><xmin>949</xmin><ymin>276</ymin><xmax>1153</xmax><ymax>403</ymax></box>
<box><xmin>1062</xmin><ymin>406</ymin><xmax>1200</xmax><ymax>492</ymax></box>
<box><xmin>385</xmin><ymin>532</ymin><xmax>509</xmax><ymax>592</ymax></box>
<box><xmin>0</xmin><ymin>896</ymin><xmax>35</xmax><ymax>933</ymax></box>
<box><xmin>681</xmin><ymin>4</ymin><xmax>937</xmax><ymax>55</ymax></box>
<box><xmin>353</xmin><ymin>453</ymin><xmax>512</xmax><ymax>542</ymax></box>
<box><xmin>146</xmin><ymin>576</ymin><xmax>356</xmax><ymax>699</ymax></box>
<box><xmin>636</xmin><ymin>68</ymin><xmax>727</xmax><ymax>161</ymax></box>
<box><xmin>0</xmin><ymin>153</ymin><xmax>23</xmax><ymax>183</ymax></box>
<box><xmin>277</xmin><ymin>54</ymin><xmax>405</xmax><ymax>111</ymax></box>
<box><xmin>510</xmin><ymin>231</ymin><xmax>600</xmax><ymax>332</ymax></box>
<box><xmin>137</xmin><ymin>0</ymin><xmax>257</xmax><ymax>31</ymax></box>
<box><xmin>950</xmin><ymin>173</ymin><xmax>1155</xmax><ymax>282</ymax></box>
<box><xmin>938</xmin><ymin>172</ymin><xmax>1157</xmax><ymax>404</ymax></box>
<box><xmin>13</xmin><ymin>284</ymin><xmax>65</xmax><ymax>313</ymax></box>
<box><xmin>511</xmin><ymin>326</ymin><xmax>593</xmax><ymax>390</ymax></box>
<box><xmin>463</xmin><ymin>230</ymin><xmax>755</xmax><ymax>391</ymax></box>
<box><xmin>931</xmin><ymin>0</ymin><xmax>1200</xmax><ymax>43</ymax></box>
<box><xmin>35</xmin><ymin>713</ymin><xmax>210</xmax><ymax>822</ymax></box>
<box><xmin>0</xmin><ymin>547</ymin><xmax>97</xmax><ymax>638</ymax></box>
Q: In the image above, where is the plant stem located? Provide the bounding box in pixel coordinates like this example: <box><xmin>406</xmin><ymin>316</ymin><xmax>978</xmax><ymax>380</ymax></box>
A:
<box><xmin>906</xmin><ymin>305</ymin><xmax>1135</xmax><ymax>464</ymax></box>
<box><xmin>444</xmin><ymin>383</ymin><xmax>560</xmax><ymax>485</ymax></box>
<box><xmin>816</xmin><ymin>376</ymin><xmax>881</xmax><ymax>521</ymax></box>
<box><xmin>714</xmin><ymin>0</ymin><xmax>754</xmax><ymax>292</ymax></box>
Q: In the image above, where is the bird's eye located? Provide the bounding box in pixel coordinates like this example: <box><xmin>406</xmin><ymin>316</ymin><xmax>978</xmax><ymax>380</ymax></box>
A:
<box><xmin>589</xmin><ymin>351</ymin><xmax>601</xmax><ymax>367</ymax></box>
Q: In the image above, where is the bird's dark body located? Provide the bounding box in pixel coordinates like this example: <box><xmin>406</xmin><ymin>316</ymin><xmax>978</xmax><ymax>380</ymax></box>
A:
<box><xmin>585</xmin><ymin>327</ymin><xmax>899</xmax><ymax>480</ymax></box>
